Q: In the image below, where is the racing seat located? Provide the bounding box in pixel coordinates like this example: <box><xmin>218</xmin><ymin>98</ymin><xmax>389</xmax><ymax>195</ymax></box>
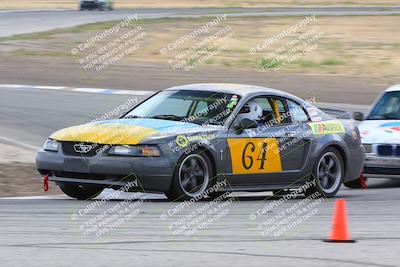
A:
<box><xmin>261</xmin><ymin>110</ymin><xmax>276</xmax><ymax>125</ymax></box>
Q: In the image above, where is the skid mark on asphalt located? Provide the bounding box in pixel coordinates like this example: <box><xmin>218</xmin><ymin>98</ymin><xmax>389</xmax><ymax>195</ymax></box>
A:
<box><xmin>2</xmin><ymin>244</ymin><xmax>396</xmax><ymax>267</ymax></box>
<box><xmin>6</xmin><ymin>236</ymin><xmax>400</xmax><ymax>247</ymax></box>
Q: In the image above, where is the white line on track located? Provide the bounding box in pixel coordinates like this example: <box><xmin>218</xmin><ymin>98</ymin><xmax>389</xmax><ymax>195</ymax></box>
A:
<box><xmin>0</xmin><ymin>136</ymin><xmax>40</xmax><ymax>151</ymax></box>
<box><xmin>31</xmin><ymin>85</ymin><xmax>67</xmax><ymax>90</ymax></box>
<box><xmin>0</xmin><ymin>83</ymin><xmax>155</xmax><ymax>96</ymax></box>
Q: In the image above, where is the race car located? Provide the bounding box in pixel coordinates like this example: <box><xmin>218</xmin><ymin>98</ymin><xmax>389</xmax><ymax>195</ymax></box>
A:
<box><xmin>349</xmin><ymin>84</ymin><xmax>400</xmax><ymax>187</ymax></box>
<box><xmin>79</xmin><ymin>0</ymin><xmax>113</xmax><ymax>11</ymax></box>
<box><xmin>36</xmin><ymin>83</ymin><xmax>365</xmax><ymax>201</ymax></box>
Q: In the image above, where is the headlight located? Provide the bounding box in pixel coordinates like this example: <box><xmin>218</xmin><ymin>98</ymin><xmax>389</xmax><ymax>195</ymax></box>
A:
<box><xmin>363</xmin><ymin>144</ymin><xmax>372</xmax><ymax>154</ymax></box>
<box><xmin>43</xmin><ymin>139</ymin><xmax>59</xmax><ymax>152</ymax></box>
<box><xmin>108</xmin><ymin>145</ymin><xmax>161</xmax><ymax>157</ymax></box>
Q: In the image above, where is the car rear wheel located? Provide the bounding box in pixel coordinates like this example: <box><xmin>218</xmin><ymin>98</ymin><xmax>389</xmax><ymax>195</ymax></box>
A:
<box><xmin>305</xmin><ymin>147</ymin><xmax>344</xmax><ymax>198</ymax></box>
<box><xmin>59</xmin><ymin>183</ymin><xmax>104</xmax><ymax>200</ymax></box>
<box><xmin>165</xmin><ymin>150</ymin><xmax>212</xmax><ymax>201</ymax></box>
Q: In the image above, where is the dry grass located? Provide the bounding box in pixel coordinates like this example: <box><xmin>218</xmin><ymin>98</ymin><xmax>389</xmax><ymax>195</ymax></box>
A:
<box><xmin>0</xmin><ymin>0</ymin><xmax>399</xmax><ymax>9</ymax></box>
<box><xmin>1</xmin><ymin>15</ymin><xmax>399</xmax><ymax>78</ymax></box>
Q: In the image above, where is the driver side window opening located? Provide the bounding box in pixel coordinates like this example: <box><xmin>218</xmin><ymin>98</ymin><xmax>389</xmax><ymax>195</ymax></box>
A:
<box><xmin>237</xmin><ymin>96</ymin><xmax>290</xmax><ymax>127</ymax></box>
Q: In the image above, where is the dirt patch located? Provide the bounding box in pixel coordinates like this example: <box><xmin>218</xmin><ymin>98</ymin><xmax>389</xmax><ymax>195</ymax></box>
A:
<box><xmin>2</xmin><ymin>16</ymin><xmax>399</xmax><ymax>79</ymax></box>
<box><xmin>0</xmin><ymin>162</ymin><xmax>62</xmax><ymax>197</ymax></box>
<box><xmin>0</xmin><ymin>144</ymin><xmax>61</xmax><ymax>197</ymax></box>
<box><xmin>0</xmin><ymin>143</ymin><xmax>36</xmax><ymax>163</ymax></box>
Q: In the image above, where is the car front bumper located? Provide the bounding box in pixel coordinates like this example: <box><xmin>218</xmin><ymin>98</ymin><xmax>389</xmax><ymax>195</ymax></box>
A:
<box><xmin>36</xmin><ymin>149</ymin><xmax>175</xmax><ymax>192</ymax></box>
<box><xmin>363</xmin><ymin>153</ymin><xmax>400</xmax><ymax>178</ymax></box>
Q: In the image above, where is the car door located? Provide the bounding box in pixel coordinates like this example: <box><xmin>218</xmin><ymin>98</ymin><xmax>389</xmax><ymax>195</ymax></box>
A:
<box><xmin>281</xmin><ymin>98</ymin><xmax>313</xmax><ymax>174</ymax></box>
<box><xmin>224</xmin><ymin>96</ymin><xmax>312</xmax><ymax>186</ymax></box>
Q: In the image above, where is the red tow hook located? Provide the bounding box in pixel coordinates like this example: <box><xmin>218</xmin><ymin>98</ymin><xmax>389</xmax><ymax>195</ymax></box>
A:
<box><xmin>43</xmin><ymin>175</ymin><xmax>49</xmax><ymax>192</ymax></box>
<box><xmin>360</xmin><ymin>173</ymin><xmax>367</xmax><ymax>190</ymax></box>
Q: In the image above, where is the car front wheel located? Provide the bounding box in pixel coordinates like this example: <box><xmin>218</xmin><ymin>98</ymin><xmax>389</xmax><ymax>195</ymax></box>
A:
<box><xmin>59</xmin><ymin>183</ymin><xmax>104</xmax><ymax>200</ymax></box>
<box><xmin>165</xmin><ymin>150</ymin><xmax>212</xmax><ymax>201</ymax></box>
<box><xmin>305</xmin><ymin>147</ymin><xmax>344</xmax><ymax>198</ymax></box>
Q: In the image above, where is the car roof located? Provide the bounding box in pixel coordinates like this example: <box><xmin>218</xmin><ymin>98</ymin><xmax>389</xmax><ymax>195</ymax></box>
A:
<box><xmin>164</xmin><ymin>83</ymin><xmax>300</xmax><ymax>100</ymax></box>
<box><xmin>385</xmin><ymin>84</ymin><xmax>400</xmax><ymax>92</ymax></box>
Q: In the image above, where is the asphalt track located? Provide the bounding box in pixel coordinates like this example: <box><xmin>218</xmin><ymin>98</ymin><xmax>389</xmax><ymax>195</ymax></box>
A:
<box><xmin>0</xmin><ymin>85</ymin><xmax>399</xmax><ymax>266</ymax></box>
<box><xmin>1</xmin><ymin>184</ymin><xmax>400</xmax><ymax>267</ymax></box>
<box><xmin>1</xmin><ymin>7</ymin><xmax>400</xmax><ymax>37</ymax></box>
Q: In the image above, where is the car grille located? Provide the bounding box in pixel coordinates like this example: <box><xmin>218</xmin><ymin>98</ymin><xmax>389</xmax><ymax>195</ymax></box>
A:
<box><xmin>62</xmin><ymin>142</ymin><xmax>110</xmax><ymax>157</ymax></box>
<box><xmin>377</xmin><ymin>144</ymin><xmax>400</xmax><ymax>157</ymax></box>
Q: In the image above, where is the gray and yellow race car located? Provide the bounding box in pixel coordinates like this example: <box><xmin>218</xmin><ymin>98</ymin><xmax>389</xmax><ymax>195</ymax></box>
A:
<box><xmin>36</xmin><ymin>83</ymin><xmax>365</xmax><ymax>201</ymax></box>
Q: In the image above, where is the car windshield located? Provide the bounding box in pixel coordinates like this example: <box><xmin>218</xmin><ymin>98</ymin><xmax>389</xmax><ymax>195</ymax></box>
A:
<box><xmin>123</xmin><ymin>90</ymin><xmax>240</xmax><ymax>125</ymax></box>
<box><xmin>367</xmin><ymin>91</ymin><xmax>400</xmax><ymax>120</ymax></box>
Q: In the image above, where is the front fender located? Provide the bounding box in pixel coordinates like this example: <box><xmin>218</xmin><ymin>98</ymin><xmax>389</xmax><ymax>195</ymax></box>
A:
<box><xmin>308</xmin><ymin>134</ymin><xmax>351</xmax><ymax>179</ymax></box>
<box><xmin>185</xmin><ymin>139</ymin><xmax>225</xmax><ymax>177</ymax></box>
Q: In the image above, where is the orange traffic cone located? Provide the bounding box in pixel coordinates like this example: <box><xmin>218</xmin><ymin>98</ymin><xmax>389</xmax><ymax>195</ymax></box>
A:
<box><xmin>324</xmin><ymin>199</ymin><xmax>356</xmax><ymax>243</ymax></box>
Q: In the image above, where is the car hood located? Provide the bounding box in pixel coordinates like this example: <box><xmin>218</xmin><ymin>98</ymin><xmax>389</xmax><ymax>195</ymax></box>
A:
<box><xmin>50</xmin><ymin>118</ymin><xmax>219</xmax><ymax>145</ymax></box>
<box><xmin>358</xmin><ymin>120</ymin><xmax>400</xmax><ymax>144</ymax></box>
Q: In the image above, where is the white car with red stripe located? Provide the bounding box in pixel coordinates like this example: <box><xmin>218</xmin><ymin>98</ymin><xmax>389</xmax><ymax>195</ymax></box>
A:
<box><xmin>349</xmin><ymin>85</ymin><xmax>400</xmax><ymax>187</ymax></box>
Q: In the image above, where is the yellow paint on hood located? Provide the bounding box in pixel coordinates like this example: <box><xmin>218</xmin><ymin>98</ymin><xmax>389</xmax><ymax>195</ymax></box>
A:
<box><xmin>50</xmin><ymin>124</ymin><xmax>158</xmax><ymax>145</ymax></box>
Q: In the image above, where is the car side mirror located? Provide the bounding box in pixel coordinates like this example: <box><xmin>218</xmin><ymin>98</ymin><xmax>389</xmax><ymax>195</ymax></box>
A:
<box><xmin>233</xmin><ymin>118</ymin><xmax>257</xmax><ymax>133</ymax></box>
<box><xmin>353</xmin><ymin>111</ymin><xmax>364</xmax><ymax>121</ymax></box>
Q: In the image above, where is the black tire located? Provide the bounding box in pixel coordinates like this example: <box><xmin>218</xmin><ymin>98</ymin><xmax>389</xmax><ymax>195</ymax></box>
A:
<box><xmin>165</xmin><ymin>150</ymin><xmax>213</xmax><ymax>201</ymax></box>
<box><xmin>304</xmin><ymin>147</ymin><xmax>344</xmax><ymax>198</ymax></box>
<box><xmin>344</xmin><ymin>176</ymin><xmax>366</xmax><ymax>189</ymax></box>
<box><xmin>59</xmin><ymin>183</ymin><xmax>104</xmax><ymax>200</ymax></box>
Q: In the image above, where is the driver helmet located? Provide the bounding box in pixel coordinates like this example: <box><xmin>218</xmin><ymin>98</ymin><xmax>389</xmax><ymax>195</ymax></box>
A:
<box><xmin>238</xmin><ymin>100</ymin><xmax>263</xmax><ymax>121</ymax></box>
